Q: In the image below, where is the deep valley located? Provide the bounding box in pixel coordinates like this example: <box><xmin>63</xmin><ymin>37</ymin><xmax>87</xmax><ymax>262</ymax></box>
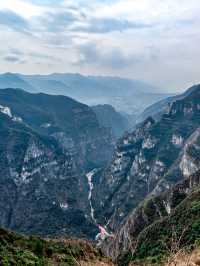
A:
<box><xmin>0</xmin><ymin>82</ymin><xmax>199</xmax><ymax>266</ymax></box>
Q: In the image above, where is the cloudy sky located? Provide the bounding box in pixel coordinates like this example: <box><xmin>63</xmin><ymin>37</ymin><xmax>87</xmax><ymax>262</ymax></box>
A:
<box><xmin>0</xmin><ymin>0</ymin><xmax>199</xmax><ymax>91</ymax></box>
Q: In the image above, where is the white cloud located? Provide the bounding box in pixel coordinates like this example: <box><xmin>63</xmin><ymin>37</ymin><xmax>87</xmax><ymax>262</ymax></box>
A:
<box><xmin>92</xmin><ymin>0</ymin><xmax>200</xmax><ymax>22</ymax></box>
<box><xmin>0</xmin><ymin>0</ymin><xmax>44</xmax><ymax>18</ymax></box>
<box><xmin>0</xmin><ymin>0</ymin><xmax>199</xmax><ymax>91</ymax></box>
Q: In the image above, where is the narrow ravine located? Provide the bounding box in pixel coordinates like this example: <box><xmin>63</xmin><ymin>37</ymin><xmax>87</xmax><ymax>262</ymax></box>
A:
<box><xmin>86</xmin><ymin>169</ymin><xmax>98</xmax><ymax>223</ymax></box>
<box><xmin>86</xmin><ymin>169</ymin><xmax>114</xmax><ymax>243</ymax></box>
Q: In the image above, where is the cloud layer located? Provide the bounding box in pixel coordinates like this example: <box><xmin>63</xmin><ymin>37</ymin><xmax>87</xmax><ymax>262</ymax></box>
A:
<box><xmin>0</xmin><ymin>0</ymin><xmax>200</xmax><ymax>91</ymax></box>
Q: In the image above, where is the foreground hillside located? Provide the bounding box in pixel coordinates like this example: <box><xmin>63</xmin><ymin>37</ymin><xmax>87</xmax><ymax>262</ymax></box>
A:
<box><xmin>129</xmin><ymin>247</ymin><xmax>200</xmax><ymax>266</ymax></box>
<box><xmin>117</xmin><ymin>171</ymin><xmax>200</xmax><ymax>265</ymax></box>
<box><xmin>0</xmin><ymin>228</ymin><xmax>114</xmax><ymax>266</ymax></box>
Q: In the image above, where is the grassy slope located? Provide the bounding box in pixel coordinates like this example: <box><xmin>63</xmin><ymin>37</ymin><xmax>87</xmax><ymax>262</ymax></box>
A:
<box><xmin>119</xmin><ymin>186</ymin><xmax>200</xmax><ymax>266</ymax></box>
<box><xmin>0</xmin><ymin>228</ymin><xmax>113</xmax><ymax>265</ymax></box>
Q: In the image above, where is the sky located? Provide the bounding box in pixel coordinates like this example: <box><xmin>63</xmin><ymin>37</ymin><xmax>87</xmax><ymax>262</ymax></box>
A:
<box><xmin>0</xmin><ymin>0</ymin><xmax>200</xmax><ymax>92</ymax></box>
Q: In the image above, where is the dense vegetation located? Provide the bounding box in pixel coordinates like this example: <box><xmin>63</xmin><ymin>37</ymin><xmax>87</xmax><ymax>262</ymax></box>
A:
<box><xmin>0</xmin><ymin>228</ymin><xmax>110</xmax><ymax>265</ymax></box>
<box><xmin>119</xmin><ymin>185</ymin><xmax>200</xmax><ymax>265</ymax></box>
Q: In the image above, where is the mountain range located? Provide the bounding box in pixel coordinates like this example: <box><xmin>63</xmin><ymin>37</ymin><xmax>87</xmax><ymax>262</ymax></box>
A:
<box><xmin>0</xmin><ymin>80</ymin><xmax>200</xmax><ymax>266</ymax></box>
<box><xmin>0</xmin><ymin>72</ymin><xmax>173</xmax><ymax>116</ymax></box>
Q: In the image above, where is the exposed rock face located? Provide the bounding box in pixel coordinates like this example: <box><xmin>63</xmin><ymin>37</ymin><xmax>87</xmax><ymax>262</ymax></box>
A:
<box><xmin>93</xmin><ymin>85</ymin><xmax>200</xmax><ymax>258</ymax></box>
<box><xmin>0</xmin><ymin>88</ymin><xmax>114</xmax><ymax>239</ymax></box>
<box><xmin>179</xmin><ymin>128</ymin><xmax>200</xmax><ymax>177</ymax></box>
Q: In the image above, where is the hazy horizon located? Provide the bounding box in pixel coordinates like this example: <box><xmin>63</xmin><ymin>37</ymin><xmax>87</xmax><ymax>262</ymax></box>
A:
<box><xmin>0</xmin><ymin>0</ymin><xmax>199</xmax><ymax>92</ymax></box>
<box><xmin>0</xmin><ymin>71</ymin><xmax>197</xmax><ymax>94</ymax></box>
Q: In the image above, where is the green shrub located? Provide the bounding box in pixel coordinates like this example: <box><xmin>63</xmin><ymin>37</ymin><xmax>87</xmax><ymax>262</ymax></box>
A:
<box><xmin>33</xmin><ymin>239</ymin><xmax>44</xmax><ymax>257</ymax></box>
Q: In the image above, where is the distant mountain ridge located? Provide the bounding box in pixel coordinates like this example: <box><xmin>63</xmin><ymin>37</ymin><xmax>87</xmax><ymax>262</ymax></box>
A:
<box><xmin>0</xmin><ymin>72</ymin><xmax>172</xmax><ymax>115</ymax></box>
<box><xmin>0</xmin><ymin>73</ymin><xmax>35</xmax><ymax>92</ymax></box>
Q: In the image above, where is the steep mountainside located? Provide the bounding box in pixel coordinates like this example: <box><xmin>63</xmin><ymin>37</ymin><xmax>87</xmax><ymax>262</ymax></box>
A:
<box><xmin>92</xmin><ymin>104</ymin><xmax>130</xmax><ymax>138</ymax></box>
<box><xmin>0</xmin><ymin>88</ymin><xmax>113</xmax><ymax>168</ymax></box>
<box><xmin>0</xmin><ymin>88</ymin><xmax>114</xmax><ymax>239</ymax></box>
<box><xmin>91</xmin><ymin>85</ymin><xmax>200</xmax><ymax>249</ymax></box>
<box><xmin>104</xmin><ymin>169</ymin><xmax>200</xmax><ymax>262</ymax></box>
<box><xmin>0</xmin><ymin>227</ymin><xmax>114</xmax><ymax>265</ymax></box>
<box><xmin>137</xmin><ymin>95</ymin><xmax>175</xmax><ymax>123</ymax></box>
<box><xmin>117</xmin><ymin>171</ymin><xmax>200</xmax><ymax>265</ymax></box>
